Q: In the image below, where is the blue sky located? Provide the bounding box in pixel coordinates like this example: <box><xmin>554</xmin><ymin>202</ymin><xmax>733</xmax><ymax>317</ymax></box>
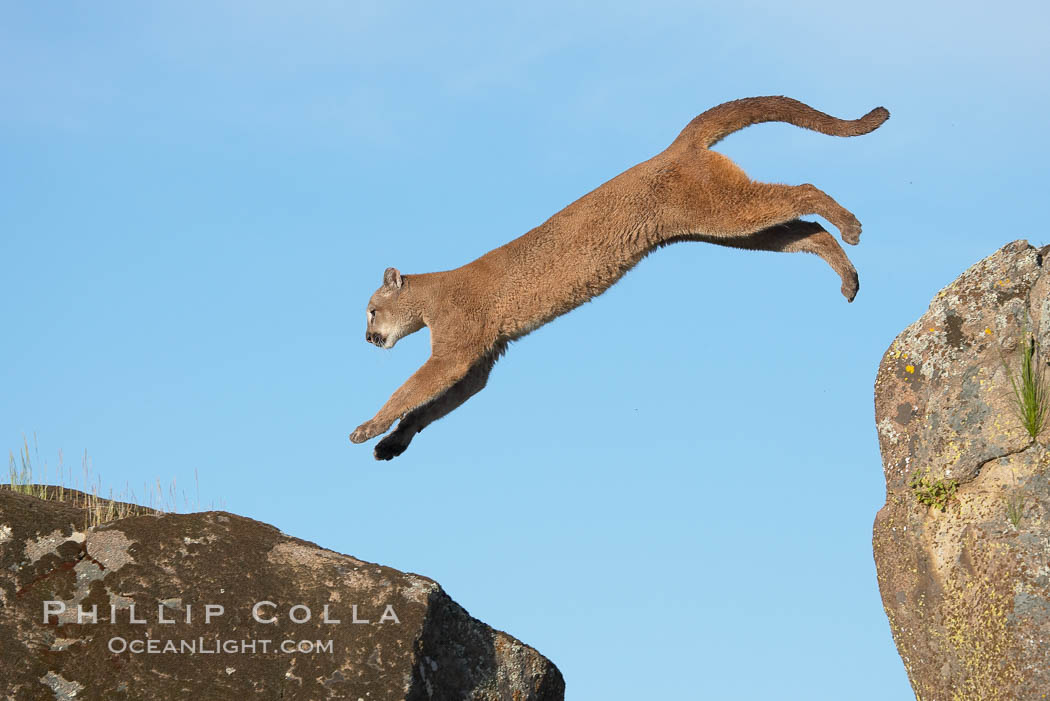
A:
<box><xmin>3</xmin><ymin>2</ymin><xmax>1049</xmax><ymax>698</ymax></box>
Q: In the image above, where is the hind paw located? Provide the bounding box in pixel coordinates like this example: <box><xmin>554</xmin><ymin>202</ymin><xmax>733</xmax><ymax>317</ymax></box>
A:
<box><xmin>841</xmin><ymin>269</ymin><xmax>859</xmax><ymax>302</ymax></box>
<box><xmin>841</xmin><ymin>217</ymin><xmax>862</xmax><ymax>245</ymax></box>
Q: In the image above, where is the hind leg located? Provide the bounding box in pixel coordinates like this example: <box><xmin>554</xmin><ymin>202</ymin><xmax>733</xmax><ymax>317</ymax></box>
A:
<box><xmin>707</xmin><ymin>181</ymin><xmax>862</xmax><ymax>245</ymax></box>
<box><xmin>696</xmin><ymin>220</ymin><xmax>859</xmax><ymax>301</ymax></box>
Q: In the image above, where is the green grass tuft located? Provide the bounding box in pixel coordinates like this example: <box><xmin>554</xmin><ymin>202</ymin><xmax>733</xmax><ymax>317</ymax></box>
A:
<box><xmin>1006</xmin><ymin>489</ymin><xmax>1027</xmax><ymax>528</ymax></box>
<box><xmin>1003</xmin><ymin>333</ymin><xmax>1050</xmax><ymax>439</ymax></box>
<box><xmin>1005</xmin><ymin>470</ymin><xmax>1028</xmax><ymax>528</ymax></box>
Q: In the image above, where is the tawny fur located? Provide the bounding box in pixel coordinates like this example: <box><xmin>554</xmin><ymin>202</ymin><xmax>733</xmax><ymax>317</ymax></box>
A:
<box><xmin>351</xmin><ymin>96</ymin><xmax>889</xmax><ymax>459</ymax></box>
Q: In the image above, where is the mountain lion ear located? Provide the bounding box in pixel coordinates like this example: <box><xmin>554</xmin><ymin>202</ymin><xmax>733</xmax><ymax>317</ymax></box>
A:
<box><xmin>383</xmin><ymin>267</ymin><xmax>403</xmax><ymax>289</ymax></box>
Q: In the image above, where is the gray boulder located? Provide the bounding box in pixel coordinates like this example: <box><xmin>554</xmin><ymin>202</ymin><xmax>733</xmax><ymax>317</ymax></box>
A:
<box><xmin>874</xmin><ymin>240</ymin><xmax>1050</xmax><ymax>699</ymax></box>
<box><xmin>0</xmin><ymin>487</ymin><xmax>564</xmax><ymax>700</ymax></box>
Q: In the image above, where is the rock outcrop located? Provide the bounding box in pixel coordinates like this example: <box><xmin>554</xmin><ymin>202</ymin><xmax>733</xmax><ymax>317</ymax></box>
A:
<box><xmin>874</xmin><ymin>240</ymin><xmax>1050</xmax><ymax>699</ymax></box>
<box><xmin>0</xmin><ymin>487</ymin><xmax>564</xmax><ymax>700</ymax></box>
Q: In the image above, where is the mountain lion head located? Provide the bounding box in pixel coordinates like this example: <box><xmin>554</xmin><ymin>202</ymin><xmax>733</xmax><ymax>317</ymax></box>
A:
<box><xmin>363</xmin><ymin>267</ymin><xmax>422</xmax><ymax>349</ymax></box>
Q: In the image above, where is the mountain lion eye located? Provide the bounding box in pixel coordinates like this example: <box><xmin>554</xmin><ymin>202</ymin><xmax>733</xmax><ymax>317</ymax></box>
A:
<box><xmin>368</xmin><ymin>309</ymin><xmax>376</xmax><ymax>320</ymax></box>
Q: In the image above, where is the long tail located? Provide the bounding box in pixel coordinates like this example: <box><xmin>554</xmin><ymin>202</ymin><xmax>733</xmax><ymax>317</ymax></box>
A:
<box><xmin>672</xmin><ymin>96</ymin><xmax>889</xmax><ymax>149</ymax></box>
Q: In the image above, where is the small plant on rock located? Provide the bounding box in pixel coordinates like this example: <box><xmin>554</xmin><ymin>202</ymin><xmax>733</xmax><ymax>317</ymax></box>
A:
<box><xmin>1005</xmin><ymin>470</ymin><xmax>1028</xmax><ymax>528</ymax></box>
<box><xmin>1006</xmin><ymin>489</ymin><xmax>1027</xmax><ymax>528</ymax></box>
<box><xmin>909</xmin><ymin>469</ymin><xmax>958</xmax><ymax>512</ymax></box>
<box><xmin>1003</xmin><ymin>332</ymin><xmax>1050</xmax><ymax>439</ymax></box>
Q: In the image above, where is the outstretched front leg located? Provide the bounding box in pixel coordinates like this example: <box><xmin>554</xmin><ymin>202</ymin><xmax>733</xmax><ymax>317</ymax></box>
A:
<box><xmin>350</xmin><ymin>350</ymin><xmax>480</xmax><ymax>445</ymax></box>
<box><xmin>374</xmin><ymin>347</ymin><xmax>502</xmax><ymax>460</ymax></box>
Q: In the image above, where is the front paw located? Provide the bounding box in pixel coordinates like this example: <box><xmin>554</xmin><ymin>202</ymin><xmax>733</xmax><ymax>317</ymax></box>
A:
<box><xmin>350</xmin><ymin>420</ymin><xmax>383</xmax><ymax>444</ymax></box>
<box><xmin>374</xmin><ymin>432</ymin><xmax>411</xmax><ymax>461</ymax></box>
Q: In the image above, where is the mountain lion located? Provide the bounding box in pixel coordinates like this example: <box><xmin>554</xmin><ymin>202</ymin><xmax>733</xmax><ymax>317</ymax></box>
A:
<box><xmin>351</xmin><ymin>96</ymin><xmax>888</xmax><ymax>459</ymax></box>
